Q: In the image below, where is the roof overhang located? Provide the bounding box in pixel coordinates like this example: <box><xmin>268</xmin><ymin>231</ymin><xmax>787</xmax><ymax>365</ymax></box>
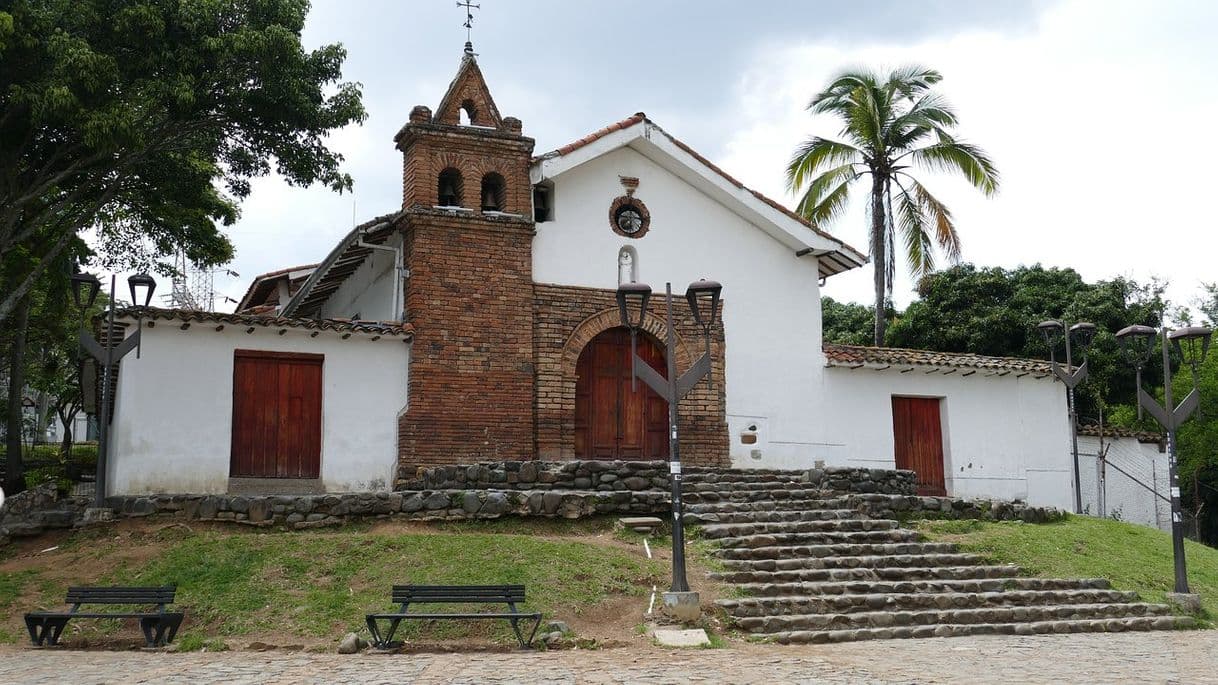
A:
<box><xmin>115</xmin><ymin>306</ymin><xmax>413</xmax><ymax>340</ymax></box>
<box><xmin>281</xmin><ymin>212</ymin><xmax>402</xmax><ymax>318</ymax></box>
<box><xmin>531</xmin><ymin>116</ymin><xmax>867</xmax><ymax>279</ymax></box>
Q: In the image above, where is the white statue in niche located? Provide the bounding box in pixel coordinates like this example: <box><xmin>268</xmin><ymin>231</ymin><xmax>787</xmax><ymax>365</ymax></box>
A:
<box><xmin>618</xmin><ymin>248</ymin><xmax>635</xmax><ymax>284</ymax></box>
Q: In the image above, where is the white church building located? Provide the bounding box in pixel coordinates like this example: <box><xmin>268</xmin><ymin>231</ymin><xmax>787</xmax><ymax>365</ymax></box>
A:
<box><xmin>104</xmin><ymin>49</ymin><xmax>1075</xmax><ymax>509</ymax></box>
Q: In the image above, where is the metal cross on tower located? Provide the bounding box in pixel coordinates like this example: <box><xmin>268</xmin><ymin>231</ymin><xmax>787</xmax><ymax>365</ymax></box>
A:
<box><xmin>457</xmin><ymin>0</ymin><xmax>480</xmax><ymax>53</ymax></box>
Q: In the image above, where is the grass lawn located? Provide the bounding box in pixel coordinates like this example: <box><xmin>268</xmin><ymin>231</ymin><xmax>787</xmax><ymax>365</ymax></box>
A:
<box><xmin>918</xmin><ymin>515</ymin><xmax>1218</xmax><ymax>620</ymax></box>
<box><xmin>0</xmin><ymin>517</ymin><xmax>663</xmax><ymax>648</ymax></box>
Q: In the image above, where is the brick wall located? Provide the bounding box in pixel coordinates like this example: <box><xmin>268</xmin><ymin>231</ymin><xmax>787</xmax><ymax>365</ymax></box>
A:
<box><xmin>533</xmin><ymin>283</ymin><xmax>730</xmax><ymax>466</ymax></box>
<box><xmin>397</xmin><ymin>210</ymin><xmax>536</xmax><ymax>476</ymax></box>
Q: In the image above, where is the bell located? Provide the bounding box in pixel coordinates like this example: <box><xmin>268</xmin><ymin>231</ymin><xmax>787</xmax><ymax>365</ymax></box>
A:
<box><xmin>439</xmin><ymin>180</ymin><xmax>458</xmax><ymax>207</ymax></box>
<box><xmin>481</xmin><ymin>185</ymin><xmax>498</xmax><ymax>212</ymax></box>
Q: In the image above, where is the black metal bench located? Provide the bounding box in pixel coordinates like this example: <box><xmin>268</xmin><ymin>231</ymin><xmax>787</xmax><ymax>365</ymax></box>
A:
<box><xmin>24</xmin><ymin>586</ymin><xmax>183</xmax><ymax>647</ymax></box>
<box><xmin>365</xmin><ymin>584</ymin><xmax>542</xmax><ymax>649</ymax></box>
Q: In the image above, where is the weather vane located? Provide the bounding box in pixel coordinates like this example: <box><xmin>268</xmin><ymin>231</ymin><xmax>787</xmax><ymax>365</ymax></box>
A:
<box><xmin>458</xmin><ymin>0</ymin><xmax>480</xmax><ymax>54</ymax></box>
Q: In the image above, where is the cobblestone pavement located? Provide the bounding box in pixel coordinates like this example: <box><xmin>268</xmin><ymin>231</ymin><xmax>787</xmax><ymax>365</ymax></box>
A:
<box><xmin>1</xmin><ymin>631</ymin><xmax>1215</xmax><ymax>684</ymax></box>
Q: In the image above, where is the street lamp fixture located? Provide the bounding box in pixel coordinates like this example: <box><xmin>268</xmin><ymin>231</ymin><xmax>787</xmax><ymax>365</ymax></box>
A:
<box><xmin>617</xmin><ymin>278</ymin><xmax>721</xmax><ymax>612</ymax></box>
<box><xmin>73</xmin><ymin>270</ymin><xmax>158</xmax><ymax>509</ymax></box>
<box><xmin>128</xmin><ymin>273</ymin><xmax>157</xmax><ymax>308</ymax></box>
<box><xmin>71</xmin><ymin>271</ymin><xmax>102</xmax><ymax>311</ymax></box>
<box><xmin>1036</xmin><ymin>318</ymin><xmax>1095</xmax><ymax>514</ymax></box>
<box><xmin>1117</xmin><ymin>317</ymin><xmax>1213</xmax><ymax>597</ymax></box>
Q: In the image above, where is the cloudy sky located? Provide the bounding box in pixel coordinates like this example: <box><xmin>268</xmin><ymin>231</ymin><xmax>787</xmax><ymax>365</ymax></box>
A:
<box><xmin>208</xmin><ymin>0</ymin><xmax>1216</xmax><ymax>316</ymax></box>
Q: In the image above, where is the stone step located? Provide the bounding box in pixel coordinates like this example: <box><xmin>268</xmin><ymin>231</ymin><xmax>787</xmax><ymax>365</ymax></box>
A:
<box><xmin>709</xmin><ymin>565</ymin><xmax>1023</xmax><ymax>585</ymax></box>
<box><xmin>685</xmin><ymin>488</ymin><xmax>832</xmax><ymax>503</ymax></box>
<box><xmin>766</xmin><ymin>615</ymin><xmax>1195</xmax><ymax>644</ymax></box>
<box><xmin>716</xmin><ymin>530</ymin><xmax>923</xmax><ymax>548</ymax></box>
<box><xmin>713</xmin><ymin>542</ymin><xmax>960</xmax><ymax>560</ymax></box>
<box><xmin>734</xmin><ymin>602</ymin><xmax>1173</xmax><ymax>633</ymax></box>
<box><xmin>733</xmin><ymin>577</ymin><xmax>1114</xmax><ymax>597</ymax></box>
<box><xmin>719</xmin><ymin>553</ymin><xmax>986</xmax><ymax>572</ymax></box>
<box><xmin>717</xmin><ymin>589</ymin><xmax>1142</xmax><ymax>617</ymax></box>
<box><xmin>685</xmin><ymin>509</ymin><xmax>860</xmax><ymax>525</ymax></box>
<box><xmin>685</xmin><ymin>498</ymin><xmax>855</xmax><ymax>514</ymax></box>
<box><xmin>699</xmin><ymin>519</ymin><xmax>900</xmax><ymax>539</ymax></box>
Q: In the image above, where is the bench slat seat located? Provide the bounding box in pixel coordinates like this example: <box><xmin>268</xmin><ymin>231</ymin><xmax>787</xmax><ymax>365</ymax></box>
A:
<box><xmin>24</xmin><ymin>586</ymin><xmax>183</xmax><ymax>648</ymax></box>
<box><xmin>366</xmin><ymin>584</ymin><xmax>542</xmax><ymax>650</ymax></box>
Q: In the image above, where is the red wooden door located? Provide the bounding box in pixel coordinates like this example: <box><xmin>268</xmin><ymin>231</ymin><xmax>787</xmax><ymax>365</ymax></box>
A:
<box><xmin>575</xmin><ymin>328</ymin><xmax>669</xmax><ymax>459</ymax></box>
<box><xmin>891</xmin><ymin>397</ymin><xmax>946</xmax><ymax>496</ymax></box>
<box><xmin>230</xmin><ymin>350</ymin><xmax>323</xmax><ymax>479</ymax></box>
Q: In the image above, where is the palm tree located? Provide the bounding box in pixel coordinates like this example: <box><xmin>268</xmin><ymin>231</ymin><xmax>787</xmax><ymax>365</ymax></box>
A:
<box><xmin>787</xmin><ymin>66</ymin><xmax>999</xmax><ymax>346</ymax></box>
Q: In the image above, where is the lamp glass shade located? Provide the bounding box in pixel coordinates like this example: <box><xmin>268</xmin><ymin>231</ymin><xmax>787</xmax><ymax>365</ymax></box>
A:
<box><xmin>128</xmin><ymin>272</ymin><xmax>157</xmax><ymax>307</ymax></box>
<box><xmin>1168</xmin><ymin>326</ymin><xmax>1213</xmax><ymax>366</ymax></box>
<box><xmin>70</xmin><ymin>272</ymin><xmax>102</xmax><ymax>310</ymax></box>
<box><xmin>1069</xmin><ymin>322</ymin><xmax>1097</xmax><ymax>350</ymax></box>
<box><xmin>685</xmin><ymin>279</ymin><xmax>723</xmax><ymax>330</ymax></box>
<box><xmin>1037</xmin><ymin>319</ymin><xmax>1065</xmax><ymax>347</ymax></box>
<box><xmin>1116</xmin><ymin>324</ymin><xmax>1158</xmax><ymax>366</ymax></box>
<box><xmin>616</xmin><ymin>282</ymin><xmax>652</xmax><ymax>330</ymax></box>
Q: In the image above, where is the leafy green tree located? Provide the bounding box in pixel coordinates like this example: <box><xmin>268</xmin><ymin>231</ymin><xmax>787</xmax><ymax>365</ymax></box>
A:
<box><xmin>1199</xmin><ymin>282</ymin><xmax>1217</xmax><ymax>326</ymax></box>
<box><xmin>885</xmin><ymin>264</ymin><xmax>1167</xmax><ymax>420</ymax></box>
<box><xmin>787</xmin><ymin>66</ymin><xmax>999</xmax><ymax>345</ymax></box>
<box><xmin>0</xmin><ymin>0</ymin><xmax>367</xmax><ymax>322</ymax></box>
<box><xmin>821</xmin><ymin>297</ymin><xmax>876</xmax><ymax>346</ymax></box>
<box><xmin>1173</xmin><ymin>344</ymin><xmax>1217</xmax><ymax>545</ymax></box>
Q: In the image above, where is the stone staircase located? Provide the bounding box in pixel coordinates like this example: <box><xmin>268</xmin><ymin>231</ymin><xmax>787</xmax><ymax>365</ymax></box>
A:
<box><xmin>683</xmin><ymin>468</ymin><xmax>1194</xmax><ymax>644</ymax></box>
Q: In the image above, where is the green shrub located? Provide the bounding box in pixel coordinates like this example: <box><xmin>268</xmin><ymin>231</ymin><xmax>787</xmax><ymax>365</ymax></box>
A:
<box><xmin>22</xmin><ymin>466</ymin><xmax>72</xmax><ymax>494</ymax></box>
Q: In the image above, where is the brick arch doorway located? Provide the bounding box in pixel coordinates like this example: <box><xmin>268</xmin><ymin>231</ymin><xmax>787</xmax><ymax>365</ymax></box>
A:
<box><xmin>574</xmin><ymin>327</ymin><xmax>669</xmax><ymax>459</ymax></box>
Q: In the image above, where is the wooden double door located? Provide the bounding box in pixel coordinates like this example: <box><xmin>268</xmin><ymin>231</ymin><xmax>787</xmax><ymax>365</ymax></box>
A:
<box><xmin>575</xmin><ymin>328</ymin><xmax>669</xmax><ymax>459</ymax></box>
<box><xmin>891</xmin><ymin>396</ymin><xmax>946</xmax><ymax>496</ymax></box>
<box><xmin>230</xmin><ymin>350</ymin><xmax>323</xmax><ymax>479</ymax></box>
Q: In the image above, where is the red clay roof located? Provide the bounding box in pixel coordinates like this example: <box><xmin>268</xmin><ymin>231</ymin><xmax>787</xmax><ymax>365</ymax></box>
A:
<box><xmin>824</xmin><ymin>344</ymin><xmax>1053</xmax><ymax>375</ymax></box>
<box><xmin>1077</xmin><ymin>424</ymin><xmax>1164</xmax><ymax>443</ymax></box>
<box><xmin>534</xmin><ymin>113</ymin><xmax>865</xmax><ymax>262</ymax></box>
<box><xmin>546</xmin><ymin>112</ymin><xmax>647</xmax><ymax>158</ymax></box>
<box><xmin>116</xmin><ymin>306</ymin><xmax>413</xmax><ymax>339</ymax></box>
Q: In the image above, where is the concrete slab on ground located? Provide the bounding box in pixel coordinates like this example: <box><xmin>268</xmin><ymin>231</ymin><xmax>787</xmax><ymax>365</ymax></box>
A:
<box><xmin>652</xmin><ymin>628</ymin><xmax>711</xmax><ymax>647</ymax></box>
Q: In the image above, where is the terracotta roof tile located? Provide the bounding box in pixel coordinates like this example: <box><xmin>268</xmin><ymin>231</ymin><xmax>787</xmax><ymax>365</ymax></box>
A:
<box><xmin>1077</xmin><ymin>424</ymin><xmax>1164</xmax><ymax>444</ymax></box>
<box><xmin>823</xmin><ymin>343</ymin><xmax>1053</xmax><ymax>375</ymax></box>
<box><xmin>115</xmin><ymin>306</ymin><xmax>413</xmax><ymax>339</ymax></box>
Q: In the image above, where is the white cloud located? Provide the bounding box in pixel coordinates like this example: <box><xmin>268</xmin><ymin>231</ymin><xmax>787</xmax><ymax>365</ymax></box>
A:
<box><xmin>716</xmin><ymin>0</ymin><xmax>1218</xmax><ymax>313</ymax></box>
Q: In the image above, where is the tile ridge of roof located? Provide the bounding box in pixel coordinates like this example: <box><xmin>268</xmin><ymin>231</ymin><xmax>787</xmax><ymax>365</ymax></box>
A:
<box><xmin>824</xmin><ymin>342</ymin><xmax>1048</xmax><ymax>364</ymax></box>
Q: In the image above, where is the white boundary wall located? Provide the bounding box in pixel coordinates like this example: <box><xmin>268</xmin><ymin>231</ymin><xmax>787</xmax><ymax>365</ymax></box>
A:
<box><xmin>1078</xmin><ymin>434</ymin><xmax>1170</xmax><ymax>531</ymax></box>
<box><xmin>807</xmin><ymin>366</ymin><xmax>1074</xmax><ymax>510</ymax></box>
<box><xmin>108</xmin><ymin>321</ymin><xmax>409</xmax><ymax>495</ymax></box>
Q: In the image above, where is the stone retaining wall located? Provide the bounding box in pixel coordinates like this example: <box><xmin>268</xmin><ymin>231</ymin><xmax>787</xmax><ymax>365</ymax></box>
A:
<box><xmin>401</xmin><ymin>462</ymin><xmax>918</xmax><ymax>496</ymax></box>
<box><xmin>846</xmin><ymin>493</ymin><xmax>1065</xmax><ymax>523</ymax></box>
<box><xmin>802</xmin><ymin>468</ymin><xmax>917</xmax><ymax>496</ymax></box>
<box><xmin>0</xmin><ymin>484</ymin><xmax>88</xmax><ymax>540</ymax></box>
<box><xmin>400</xmin><ymin>460</ymin><xmax>671</xmax><ymax>492</ymax></box>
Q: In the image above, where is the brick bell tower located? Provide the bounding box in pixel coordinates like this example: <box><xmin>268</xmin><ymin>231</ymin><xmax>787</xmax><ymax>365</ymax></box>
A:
<box><xmin>393</xmin><ymin>48</ymin><xmax>537</xmax><ymax>480</ymax></box>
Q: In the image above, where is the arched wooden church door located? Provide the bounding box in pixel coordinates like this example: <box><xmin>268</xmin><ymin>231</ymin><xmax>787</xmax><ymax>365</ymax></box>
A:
<box><xmin>575</xmin><ymin>327</ymin><xmax>669</xmax><ymax>459</ymax></box>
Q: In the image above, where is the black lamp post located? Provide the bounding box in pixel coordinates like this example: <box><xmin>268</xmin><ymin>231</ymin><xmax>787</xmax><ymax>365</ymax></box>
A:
<box><xmin>71</xmin><ymin>271</ymin><xmax>157</xmax><ymax>508</ymax></box>
<box><xmin>1117</xmin><ymin>317</ymin><xmax>1212</xmax><ymax>595</ymax></box>
<box><xmin>1037</xmin><ymin>319</ymin><xmax>1096</xmax><ymax>514</ymax></box>
<box><xmin>616</xmin><ymin>278</ymin><xmax>721</xmax><ymax>596</ymax></box>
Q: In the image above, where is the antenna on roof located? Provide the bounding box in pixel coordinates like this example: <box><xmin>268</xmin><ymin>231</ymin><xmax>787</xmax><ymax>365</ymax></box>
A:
<box><xmin>457</xmin><ymin>0</ymin><xmax>480</xmax><ymax>55</ymax></box>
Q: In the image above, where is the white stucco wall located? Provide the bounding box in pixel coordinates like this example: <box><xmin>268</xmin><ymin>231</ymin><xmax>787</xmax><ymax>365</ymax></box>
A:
<box><xmin>813</xmin><ymin>367</ymin><xmax>1074</xmax><ymax>510</ymax></box>
<box><xmin>532</xmin><ymin>145</ymin><xmax>826</xmax><ymax>464</ymax></box>
<box><xmin>107</xmin><ymin>321</ymin><xmax>409</xmax><ymax>495</ymax></box>
<box><xmin>1079</xmin><ymin>435</ymin><xmax>1170</xmax><ymax>531</ymax></box>
<box><xmin>318</xmin><ymin>234</ymin><xmax>402</xmax><ymax>321</ymax></box>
